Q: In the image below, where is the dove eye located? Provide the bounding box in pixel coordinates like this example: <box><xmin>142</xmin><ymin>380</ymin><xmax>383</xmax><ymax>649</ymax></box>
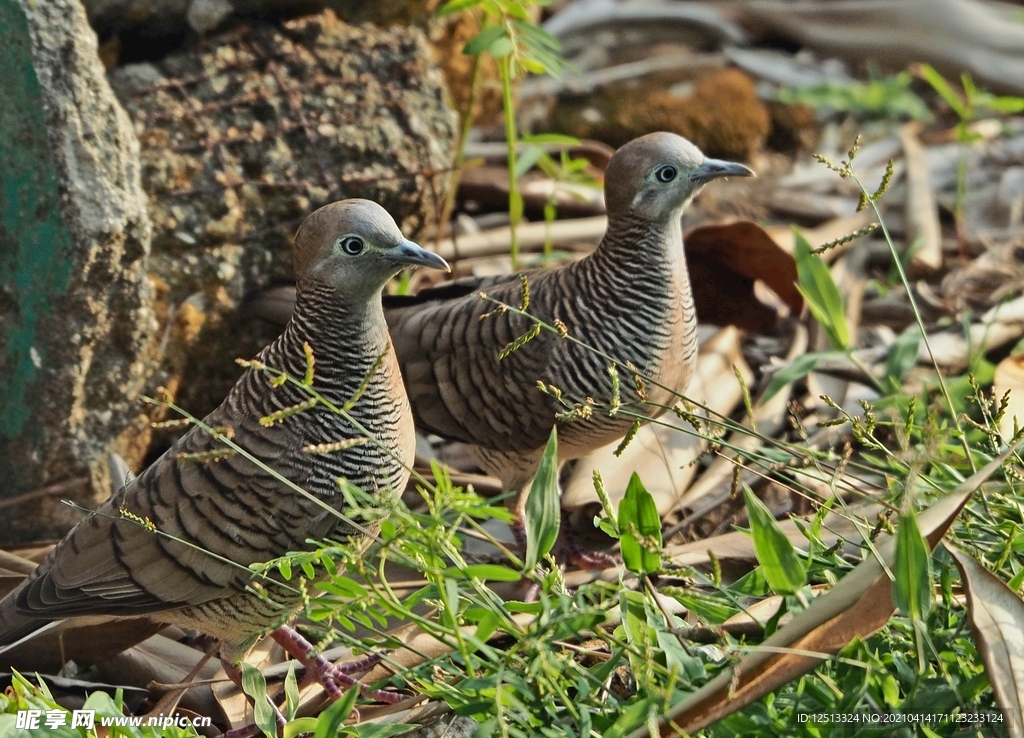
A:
<box><xmin>653</xmin><ymin>164</ymin><xmax>678</xmax><ymax>183</ymax></box>
<box><xmin>339</xmin><ymin>236</ymin><xmax>364</xmax><ymax>255</ymax></box>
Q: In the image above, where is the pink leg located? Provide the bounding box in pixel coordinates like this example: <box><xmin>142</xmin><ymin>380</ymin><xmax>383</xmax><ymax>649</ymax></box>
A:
<box><xmin>270</xmin><ymin>625</ymin><xmax>403</xmax><ymax>704</ymax></box>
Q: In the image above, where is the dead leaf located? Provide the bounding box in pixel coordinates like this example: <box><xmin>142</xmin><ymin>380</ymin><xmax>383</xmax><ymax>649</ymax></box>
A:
<box><xmin>946</xmin><ymin>545</ymin><xmax>1024</xmax><ymax>738</ymax></box>
<box><xmin>685</xmin><ymin>220</ymin><xmax>803</xmax><ymax>331</ymax></box>
<box><xmin>1</xmin><ymin>617</ymin><xmax>163</xmax><ymax>675</ymax></box>
<box><xmin>994</xmin><ymin>355</ymin><xmax>1024</xmax><ymax>444</ymax></box>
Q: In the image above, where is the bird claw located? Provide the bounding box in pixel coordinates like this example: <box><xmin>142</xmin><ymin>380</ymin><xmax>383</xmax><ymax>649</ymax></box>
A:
<box><xmin>270</xmin><ymin>625</ymin><xmax>402</xmax><ymax>704</ymax></box>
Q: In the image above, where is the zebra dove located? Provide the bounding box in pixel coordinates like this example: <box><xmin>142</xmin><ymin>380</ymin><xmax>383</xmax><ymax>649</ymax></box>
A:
<box><xmin>0</xmin><ymin>199</ymin><xmax>448</xmax><ymax>700</ymax></box>
<box><xmin>385</xmin><ymin>132</ymin><xmax>754</xmax><ymax>556</ymax></box>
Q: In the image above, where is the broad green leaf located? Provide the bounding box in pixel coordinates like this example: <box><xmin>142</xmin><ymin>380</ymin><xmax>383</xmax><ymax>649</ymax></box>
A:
<box><xmin>240</xmin><ymin>662</ymin><xmax>277</xmax><ymax>738</ymax></box>
<box><xmin>893</xmin><ymin>509</ymin><xmax>932</xmax><ymax>618</ymax></box>
<box><xmin>522</xmin><ymin>44</ymin><xmax>566</xmax><ymax>80</ymax></box>
<box><xmin>520</xmin><ymin>57</ymin><xmax>547</xmax><ymax>75</ymax></box>
<box><xmin>668</xmin><ymin>592</ymin><xmax>738</xmax><ymax>625</ymax></box>
<box><xmin>1008</xmin><ymin>566</ymin><xmax>1024</xmax><ymax>593</ymax></box>
<box><xmin>521</xmin><ymin>132</ymin><xmax>580</xmax><ymax>145</ymax></box>
<box><xmin>284</xmin><ymin>663</ymin><xmax>300</xmax><ymax>721</ymax></box>
<box><xmin>488</xmin><ymin>36</ymin><xmax>514</xmax><ymax>58</ymax></box>
<box><xmin>743</xmin><ymin>485</ymin><xmax>806</xmax><ymax>595</ymax></box>
<box><xmin>762</xmin><ymin>352</ymin><xmax>820</xmax><ymax>402</ymax></box>
<box><xmin>514</xmin><ymin>20</ymin><xmax>562</xmax><ymax>50</ymax></box>
<box><xmin>501</xmin><ymin>1</ymin><xmax>531</xmax><ymax>21</ymax></box>
<box><xmin>316</xmin><ymin>577</ymin><xmax>368</xmax><ymax>599</ymax></box>
<box><xmin>617</xmin><ymin>472</ymin><xmax>662</xmax><ymax>575</ymax></box>
<box><xmin>313</xmin><ymin>685</ymin><xmax>359</xmax><ymax>738</ymax></box>
<box><xmin>437</xmin><ymin>0</ymin><xmax>482</xmax><ymax>16</ymax></box>
<box><xmin>446</xmin><ymin>563</ymin><xmax>523</xmax><ymax>582</ymax></box>
<box><xmin>884</xmin><ymin>327</ymin><xmax>922</xmax><ymax>386</ymax></box>
<box><xmin>284</xmin><ymin>719</ymin><xmax>319</xmax><ymax>738</ymax></box>
<box><xmin>525</xmin><ymin>427</ymin><xmax>560</xmax><ymax>570</ymax></box>
<box><xmin>513</xmin><ymin>145</ymin><xmax>545</xmax><ymax>178</ymax></box>
<box><xmin>984</xmin><ymin>95</ymin><xmax>1024</xmax><ymax>114</ymax></box>
<box><xmin>794</xmin><ymin>228</ymin><xmax>849</xmax><ymax>348</ymax></box>
<box><xmin>463</xmin><ymin>25</ymin><xmax>505</xmax><ymax>56</ymax></box>
<box><xmin>917</xmin><ymin>64</ymin><xmax>967</xmax><ymax>117</ymax></box>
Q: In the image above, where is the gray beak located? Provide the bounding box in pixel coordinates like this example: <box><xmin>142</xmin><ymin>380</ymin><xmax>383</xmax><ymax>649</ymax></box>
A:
<box><xmin>391</xmin><ymin>239</ymin><xmax>450</xmax><ymax>272</ymax></box>
<box><xmin>694</xmin><ymin>158</ymin><xmax>756</xmax><ymax>182</ymax></box>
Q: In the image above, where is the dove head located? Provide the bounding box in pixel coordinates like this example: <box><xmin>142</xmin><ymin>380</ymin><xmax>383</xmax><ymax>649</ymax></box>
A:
<box><xmin>293</xmin><ymin>199</ymin><xmax>449</xmax><ymax>300</ymax></box>
<box><xmin>602</xmin><ymin>132</ymin><xmax>755</xmax><ymax>222</ymax></box>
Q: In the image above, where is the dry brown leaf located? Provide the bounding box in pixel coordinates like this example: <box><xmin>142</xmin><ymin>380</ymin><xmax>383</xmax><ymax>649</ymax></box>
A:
<box><xmin>630</xmin><ymin>447</ymin><xmax>1016</xmax><ymax>738</ymax></box>
<box><xmin>1</xmin><ymin>617</ymin><xmax>163</xmax><ymax>674</ymax></box>
<box><xmin>686</xmin><ymin>220</ymin><xmax>803</xmax><ymax>331</ymax></box>
<box><xmin>994</xmin><ymin>355</ymin><xmax>1024</xmax><ymax>444</ymax></box>
<box><xmin>946</xmin><ymin>545</ymin><xmax>1024</xmax><ymax>737</ymax></box>
<box><xmin>900</xmin><ymin>122</ymin><xmax>942</xmax><ymax>273</ymax></box>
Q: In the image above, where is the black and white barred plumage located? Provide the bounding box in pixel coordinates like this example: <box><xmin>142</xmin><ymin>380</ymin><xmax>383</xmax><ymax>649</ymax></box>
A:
<box><xmin>385</xmin><ymin>132</ymin><xmax>752</xmax><ymax>511</ymax></box>
<box><xmin>0</xmin><ymin>199</ymin><xmax>447</xmax><ymax>663</ymax></box>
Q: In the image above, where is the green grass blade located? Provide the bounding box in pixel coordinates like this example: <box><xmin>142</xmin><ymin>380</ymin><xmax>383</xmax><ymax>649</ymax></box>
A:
<box><xmin>893</xmin><ymin>509</ymin><xmax>932</xmax><ymax>619</ymax></box>
<box><xmin>743</xmin><ymin>485</ymin><xmax>806</xmax><ymax>595</ymax></box>
<box><xmin>794</xmin><ymin>228</ymin><xmax>849</xmax><ymax>349</ymax></box>
<box><xmin>762</xmin><ymin>353</ymin><xmax>820</xmax><ymax>402</ymax></box>
<box><xmin>525</xmin><ymin>427</ymin><xmax>560</xmax><ymax>570</ymax></box>
<box><xmin>313</xmin><ymin>685</ymin><xmax>359</xmax><ymax>738</ymax></box>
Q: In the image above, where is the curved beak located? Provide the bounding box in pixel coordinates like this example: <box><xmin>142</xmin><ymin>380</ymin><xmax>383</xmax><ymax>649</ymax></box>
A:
<box><xmin>391</xmin><ymin>239</ymin><xmax>450</xmax><ymax>272</ymax></box>
<box><xmin>694</xmin><ymin>158</ymin><xmax>755</xmax><ymax>183</ymax></box>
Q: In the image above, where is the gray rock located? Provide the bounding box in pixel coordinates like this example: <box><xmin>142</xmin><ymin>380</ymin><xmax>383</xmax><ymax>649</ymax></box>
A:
<box><xmin>83</xmin><ymin>0</ymin><xmax>440</xmax><ymax>42</ymax></box>
<box><xmin>0</xmin><ymin>0</ymin><xmax>155</xmax><ymax>542</ymax></box>
<box><xmin>109</xmin><ymin>11</ymin><xmax>456</xmax><ymax>425</ymax></box>
<box><xmin>186</xmin><ymin>0</ymin><xmax>234</xmax><ymax>34</ymax></box>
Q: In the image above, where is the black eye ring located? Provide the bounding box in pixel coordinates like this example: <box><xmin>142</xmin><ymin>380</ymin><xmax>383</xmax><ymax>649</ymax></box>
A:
<box><xmin>654</xmin><ymin>164</ymin><xmax>678</xmax><ymax>183</ymax></box>
<box><xmin>340</xmin><ymin>236</ymin><xmax>364</xmax><ymax>255</ymax></box>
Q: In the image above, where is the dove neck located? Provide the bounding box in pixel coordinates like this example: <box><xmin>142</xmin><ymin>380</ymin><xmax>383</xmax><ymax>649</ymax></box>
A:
<box><xmin>592</xmin><ymin>211</ymin><xmax>685</xmax><ymax>274</ymax></box>
<box><xmin>288</xmin><ymin>281</ymin><xmax>390</xmax><ymax>359</ymax></box>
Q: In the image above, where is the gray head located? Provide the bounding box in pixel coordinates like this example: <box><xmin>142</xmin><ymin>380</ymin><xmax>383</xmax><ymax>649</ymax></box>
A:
<box><xmin>293</xmin><ymin>199</ymin><xmax>449</xmax><ymax>300</ymax></box>
<box><xmin>603</xmin><ymin>132</ymin><xmax>754</xmax><ymax>221</ymax></box>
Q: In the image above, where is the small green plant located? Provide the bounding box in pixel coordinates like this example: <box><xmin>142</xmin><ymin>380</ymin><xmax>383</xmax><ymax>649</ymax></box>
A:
<box><xmin>515</xmin><ymin>135</ymin><xmax>603</xmax><ymax>256</ymax></box>
<box><xmin>439</xmin><ymin>0</ymin><xmax>577</xmax><ymax>268</ymax></box>
<box><xmin>776</xmin><ymin>71</ymin><xmax>931</xmax><ymax>121</ymax></box>
<box><xmin>915</xmin><ymin>64</ymin><xmax>1024</xmax><ymax>224</ymax></box>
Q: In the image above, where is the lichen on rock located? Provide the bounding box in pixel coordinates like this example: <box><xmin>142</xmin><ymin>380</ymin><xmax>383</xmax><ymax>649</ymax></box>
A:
<box><xmin>0</xmin><ymin>0</ymin><xmax>155</xmax><ymax>542</ymax></box>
